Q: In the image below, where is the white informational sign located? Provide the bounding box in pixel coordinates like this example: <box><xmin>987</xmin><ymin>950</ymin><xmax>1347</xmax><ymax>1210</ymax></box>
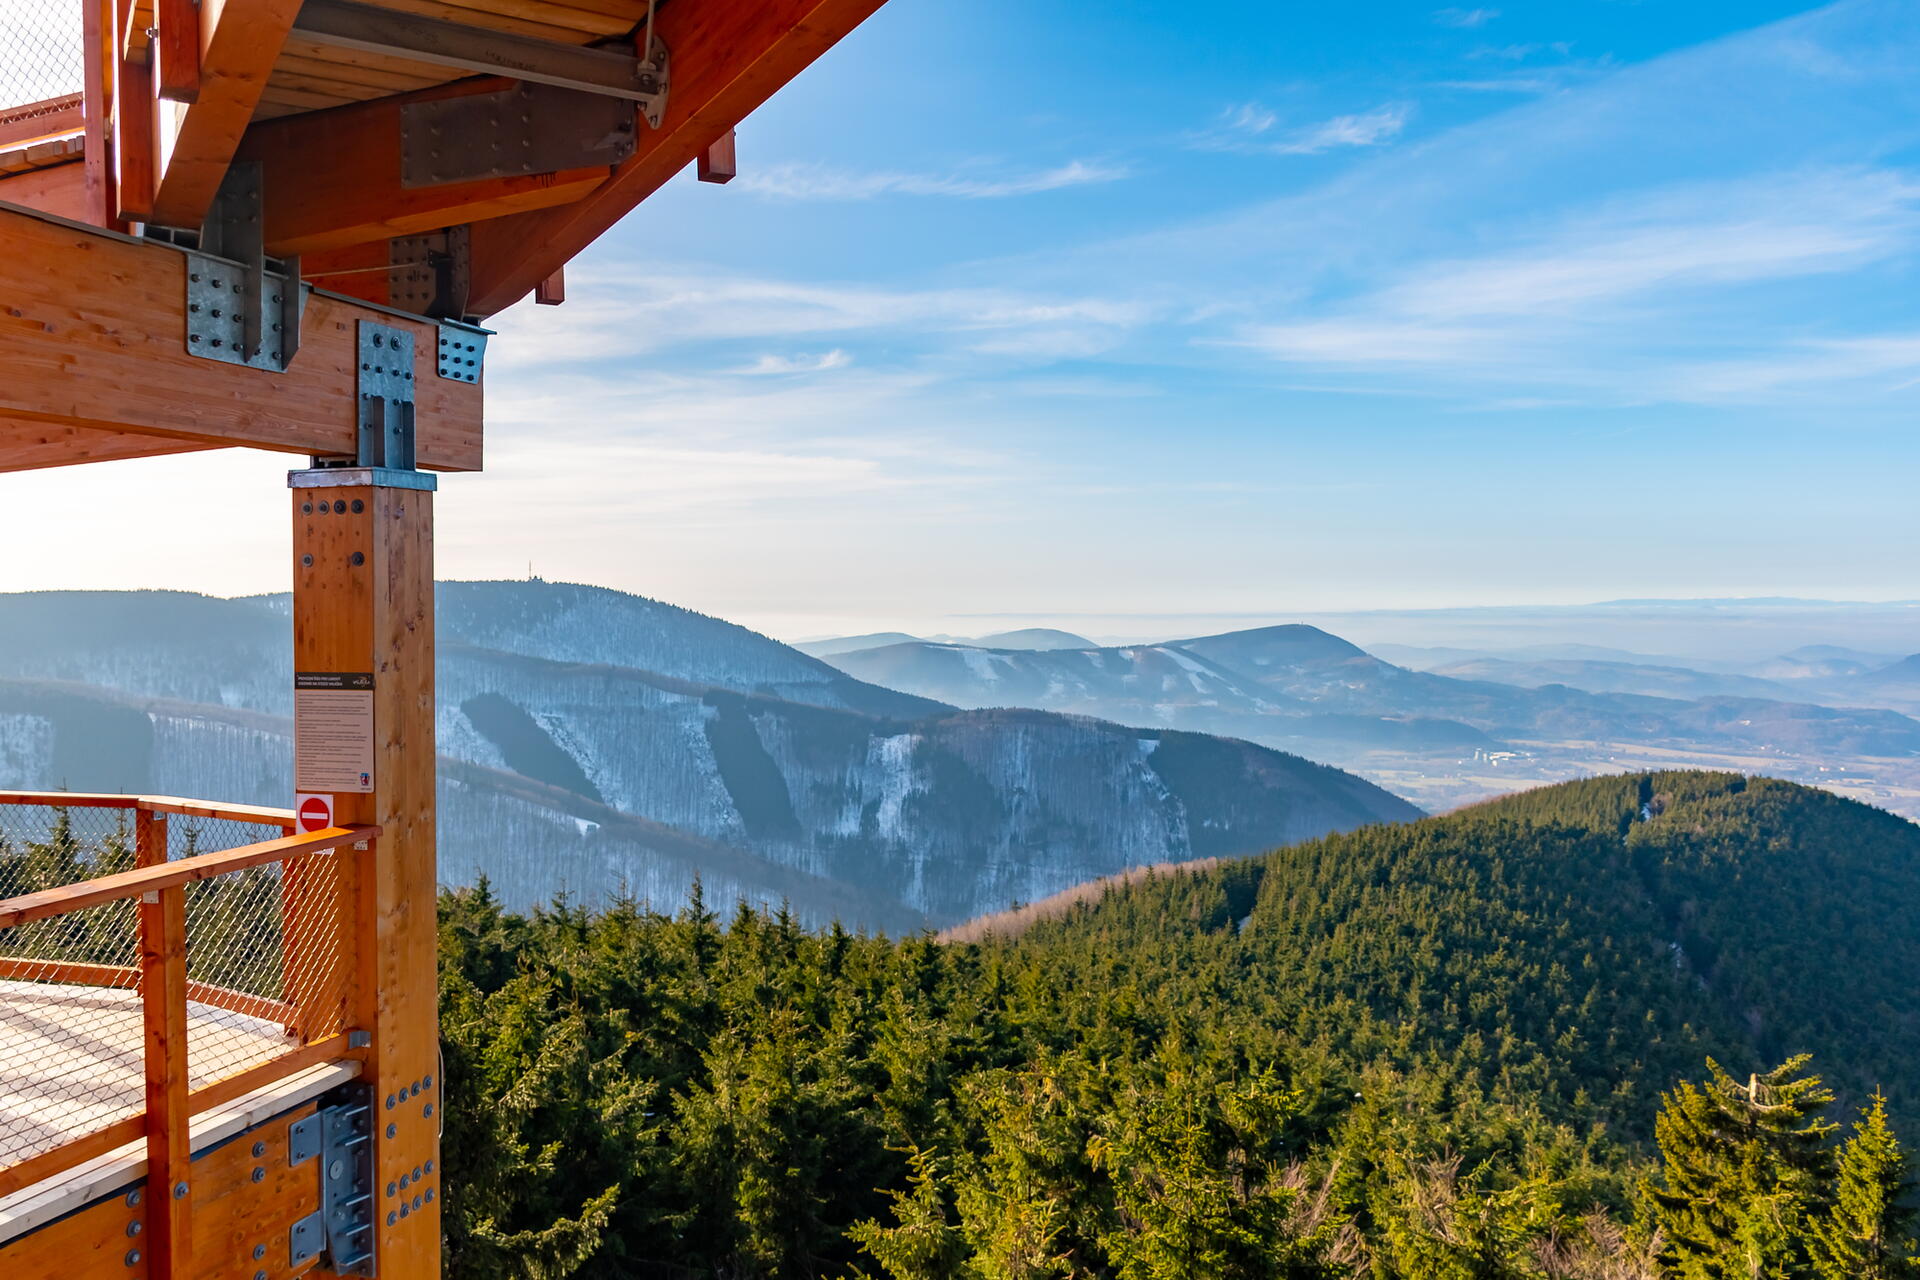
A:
<box><xmin>295</xmin><ymin>792</ymin><xmax>336</xmax><ymax>833</ymax></box>
<box><xmin>294</xmin><ymin>671</ymin><xmax>375</xmax><ymax>794</ymax></box>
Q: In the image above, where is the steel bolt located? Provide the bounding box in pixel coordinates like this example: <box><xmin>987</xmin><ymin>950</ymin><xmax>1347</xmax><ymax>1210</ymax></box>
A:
<box><xmin>174</xmin><ymin>1182</ymin><xmax>189</xmax><ymax>1200</ymax></box>
<box><xmin>386</xmin><ymin>1123</ymin><xmax>397</xmax><ymax>1139</ymax></box>
<box><xmin>252</xmin><ymin>1141</ymin><xmax>266</xmax><ymax>1158</ymax></box>
<box><xmin>126</xmin><ymin>1189</ymin><xmax>142</xmax><ymax>1207</ymax></box>
<box><xmin>254</xmin><ymin>1244</ymin><xmax>266</xmax><ymax>1260</ymax></box>
<box><xmin>125</xmin><ymin>1221</ymin><xmax>142</xmax><ymax>1237</ymax></box>
<box><xmin>125</xmin><ymin>1249</ymin><xmax>141</xmax><ymax>1266</ymax></box>
<box><xmin>251</xmin><ymin>1166</ymin><xmax>265</xmax><ymax>1183</ymax></box>
<box><xmin>301</xmin><ymin>554</ymin><xmax>314</xmax><ymax>568</ymax></box>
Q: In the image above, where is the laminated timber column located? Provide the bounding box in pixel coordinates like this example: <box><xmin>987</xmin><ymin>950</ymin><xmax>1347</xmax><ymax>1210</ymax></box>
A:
<box><xmin>291</xmin><ymin>467</ymin><xmax>440</xmax><ymax>1280</ymax></box>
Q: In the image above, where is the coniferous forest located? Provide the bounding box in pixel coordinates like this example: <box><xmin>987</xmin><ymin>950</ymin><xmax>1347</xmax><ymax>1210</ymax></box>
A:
<box><xmin>435</xmin><ymin>771</ymin><xmax>1920</xmax><ymax>1279</ymax></box>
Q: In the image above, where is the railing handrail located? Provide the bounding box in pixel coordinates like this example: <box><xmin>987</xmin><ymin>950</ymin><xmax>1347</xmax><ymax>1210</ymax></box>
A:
<box><xmin>0</xmin><ymin>789</ymin><xmax>297</xmax><ymax>828</ymax></box>
<box><xmin>0</xmin><ymin>824</ymin><xmax>380</xmax><ymax>929</ymax></box>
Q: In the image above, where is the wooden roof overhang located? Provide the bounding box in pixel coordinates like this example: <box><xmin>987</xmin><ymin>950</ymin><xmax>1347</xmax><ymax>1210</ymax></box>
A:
<box><xmin>0</xmin><ymin>0</ymin><xmax>888</xmax><ymax>475</ymax></box>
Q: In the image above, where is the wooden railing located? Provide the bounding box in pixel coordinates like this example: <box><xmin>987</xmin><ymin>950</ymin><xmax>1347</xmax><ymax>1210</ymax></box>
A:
<box><xmin>0</xmin><ymin>793</ymin><xmax>379</xmax><ymax>1203</ymax></box>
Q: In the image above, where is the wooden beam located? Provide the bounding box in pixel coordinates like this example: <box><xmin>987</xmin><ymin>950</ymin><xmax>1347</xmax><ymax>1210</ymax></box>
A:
<box><xmin>112</xmin><ymin>43</ymin><xmax>155</xmax><ymax>220</ymax></box>
<box><xmin>467</xmin><ymin>0</ymin><xmax>888</xmax><ymax>315</ymax></box>
<box><xmin>0</xmin><ymin>95</ymin><xmax>86</xmax><ymax>149</ymax></box>
<box><xmin>293</xmin><ymin>478</ymin><xmax>439</xmax><ymax>1278</ymax></box>
<box><xmin>0</xmin><ymin>416</ymin><xmax>217</xmax><ymax>470</ymax></box>
<box><xmin>148</xmin><ymin>0</ymin><xmax>304</xmax><ymax>229</ymax></box>
<box><xmin>697</xmin><ymin>129</ymin><xmax>737</xmax><ymax>184</ymax></box>
<box><xmin>534</xmin><ymin>266</ymin><xmax>564</xmax><ymax>304</ymax></box>
<box><xmin>0</xmin><ymin>161</ymin><xmax>93</xmax><ymax>223</ymax></box>
<box><xmin>294</xmin><ymin>0</ymin><xmax>665</xmax><ymax>102</ymax></box>
<box><xmin>235</xmin><ymin>78</ymin><xmax>611</xmax><ymax>255</ymax></box>
<box><xmin>83</xmin><ymin>3</ymin><xmax>114</xmax><ymax>227</ymax></box>
<box><xmin>0</xmin><ymin>204</ymin><xmax>482</xmax><ymax>471</ymax></box>
<box><xmin>153</xmin><ymin>0</ymin><xmax>202</xmax><ymax>103</ymax></box>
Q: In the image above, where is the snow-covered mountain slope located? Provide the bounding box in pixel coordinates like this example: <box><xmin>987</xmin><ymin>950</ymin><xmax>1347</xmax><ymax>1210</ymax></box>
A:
<box><xmin>0</xmin><ymin>585</ymin><xmax>1420</xmax><ymax>924</ymax></box>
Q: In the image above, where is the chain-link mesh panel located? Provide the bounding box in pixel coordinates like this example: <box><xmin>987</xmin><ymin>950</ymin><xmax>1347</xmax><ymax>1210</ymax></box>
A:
<box><xmin>0</xmin><ymin>894</ymin><xmax>142</xmax><ymax>1169</ymax></box>
<box><xmin>0</xmin><ymin>0</ymin><xmax>85</xmax><ymax>114</ymax></box>
<box><xmin>184</xmin><ymin>847</ymin><xmax>350</xmax><ymax>1084</ymax></box>
<box><xmin>166</xmin><ymin>814</ymin><xmax>296</xmax><ymax>863</ymax></box>
<box><xmin>0</xmin><ymin>803</ymin><xmax>138</xmax><ymax>901</ymax></box>
<box><xmin>0</xmin><ymin>802</ymin><xmax>345</xmax><ymax>1173</ymax></box>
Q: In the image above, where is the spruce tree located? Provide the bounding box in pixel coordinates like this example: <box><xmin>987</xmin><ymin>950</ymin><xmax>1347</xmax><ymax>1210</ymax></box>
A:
<box><xmin>1649</xmin><ymin>1056</ymin><xmax>1837</xmax><ymax>1280</ymax></box>
<box><xmin>1812</xmin><ymin>1093</ymin><xmax>1919</xmax><ymax>1280</ymax></box>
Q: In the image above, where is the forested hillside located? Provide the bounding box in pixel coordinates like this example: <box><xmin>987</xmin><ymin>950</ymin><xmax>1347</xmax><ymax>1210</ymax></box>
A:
<box><xmin>439</xmin><ymin>771</ymin><xmax>1920</xmax><ymax>1278</ymax></box>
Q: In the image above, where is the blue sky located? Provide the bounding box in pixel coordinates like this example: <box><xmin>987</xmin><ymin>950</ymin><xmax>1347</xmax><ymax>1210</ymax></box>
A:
<box><xmin>8</xmin><ymin>0</ymin><xmax>1919</xmax><ymax>639</ymax></box>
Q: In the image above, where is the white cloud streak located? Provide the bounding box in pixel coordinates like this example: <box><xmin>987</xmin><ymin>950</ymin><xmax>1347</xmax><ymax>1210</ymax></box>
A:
<box><xmin>1434</xmin><ymin>7</ymin><xmax>1499</xmax><ymax>28</ymax></box>
<box><xmin>1199</xmin><ymin>103</ymin><xmax>1412</xmax><ymax>155</ymax></box>
<box><xmin>737</xmin><ymin>159</ymin><xmax>1129</xmax><ymax>200</ymax></box>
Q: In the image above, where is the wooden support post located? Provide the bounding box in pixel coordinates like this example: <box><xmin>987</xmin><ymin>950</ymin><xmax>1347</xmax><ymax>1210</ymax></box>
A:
<box><xmin>138</xmin><ymin>808</ymin><xmax>193</xmax><ymax>1280</ymax></box>
<box><xmin>291</xmin><ymin>470</ymin><xmax>439</xmax><ymax>1279</ymax></box>
<box><xmin>534</xmin><ymin>266</ymin><xmax>565</xmax><ymax>306</ymax></box>
<box><xmin>82</xmin><ymin>0</ymin><xmax>115</xmax><ymax>227</ymax></box>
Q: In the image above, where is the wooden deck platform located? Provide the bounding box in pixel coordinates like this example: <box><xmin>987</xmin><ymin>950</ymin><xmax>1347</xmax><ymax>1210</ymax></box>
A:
<box><xmin>0</xmin><ymin>980</ymin><xmax>296</xmax><ymax>1171</ymax></box>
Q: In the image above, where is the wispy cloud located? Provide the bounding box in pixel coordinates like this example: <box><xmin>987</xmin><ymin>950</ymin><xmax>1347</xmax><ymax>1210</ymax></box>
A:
<box><xmin>1434</xmin><ymin>7</ymin><xmax>1499</xmax><ymax>28</ymax></box>
<box><xmin>1225</xmin><ymin>167</ymin><xmax>1920</xmax><ymax>396</ymax></box>
<box><xmin>1198</xmin><ymin>102</ymin><xmax>1412</xmax><ymax>155</ymax></box>
<box><xmin>733</xmin><ymin>350</ymin><xmax>853</xmax><ymax>376</ymax></box>
<box><xmin>1468</xmin><ymin>41</ymin><xmax>1571</xmax><ymax>61</ymax></box>
<box><xmin>736</xmin><ymin>159</ymin><xmax>1128</xmax><ymax>201</ymax></box>
<box><xmin>488</xmin><ymin>266</ymin><xmax>1150</xmax><ymax>367</ymax></box>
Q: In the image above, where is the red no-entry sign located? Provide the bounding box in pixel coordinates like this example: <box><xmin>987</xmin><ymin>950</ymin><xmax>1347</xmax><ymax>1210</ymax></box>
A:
<box><xmin>296</xmin><ymin>793</ymin><xmax>335</xmax><ymax>833</ymax></box>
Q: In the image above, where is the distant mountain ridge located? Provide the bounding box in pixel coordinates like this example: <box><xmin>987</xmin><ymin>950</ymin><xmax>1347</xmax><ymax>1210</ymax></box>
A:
<box><xmin>0</xmin><ymin>584</ymin><xmax>1418</xmax><ymax>925</ymax></box>
<box><xmin>820</xmin><ymin>621</ymin><xmax>1920</xmax><ymax>813</ymax></box>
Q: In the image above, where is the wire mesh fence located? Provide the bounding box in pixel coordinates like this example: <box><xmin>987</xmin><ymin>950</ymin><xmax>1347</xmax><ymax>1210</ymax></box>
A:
<box><xmin>0</xmin><ymin>0</ymin><xmax>85</xmax><ymax>114</ymax></box>
<box><xmin>0</xmin><ymin>800</ymin><xmax>354</xmax><ymax>1173</ymax></box>
<box><xmin>0</xmin><ymin>893</ymin><xmax>143</xmax><ymax>1170</ymax></box>
<box><xmin>184</xmin><ymin>846</ymin><xmax>352</xmax><ymax>1083</ymax></box>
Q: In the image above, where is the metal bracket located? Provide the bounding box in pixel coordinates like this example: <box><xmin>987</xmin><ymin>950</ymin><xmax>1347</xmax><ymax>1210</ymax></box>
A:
<box><xmin>357</xmin><ymin>322</ymin><xmax>417</xmax><ymax>470</ymax></box>
<box><xmin>435</xmin><ymin>322</ymin><xmax>488</xmax><ymax>383</ymax></box>
<box><xmin>288</xmin><ymin>1114</ymin><xmax>322</xmax><ymax>1167</ymax></box>
<box><xmin>184</xmin><ymin>162</ymin><xmax>307</xmax><ymax>373</ymax></box>
<box><xmin>319</xmin><ymin>1087</ymin><xmax>378</xmax><ymax>1275</ymax></box>
<box><xmin>390</xmin><ymin>226</ymin><xmax>470</xmax><ymax>320</ymax></box>
<box><xmin>399</xmin><ymin>80</ymin><xmax>640</xmax><ymax>189</ymax></box>
<box><xmin>290</xmin><ymin>1210</ymin><xmax>326</xmax><ymax>1267</ymax></box>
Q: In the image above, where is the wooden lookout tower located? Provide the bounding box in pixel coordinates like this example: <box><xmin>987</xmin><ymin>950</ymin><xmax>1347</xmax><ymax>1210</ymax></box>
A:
<box><xmin>0</xmin><ymin>0</ymin><xmax>886</xmax><ymax>1275</ymax></box>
